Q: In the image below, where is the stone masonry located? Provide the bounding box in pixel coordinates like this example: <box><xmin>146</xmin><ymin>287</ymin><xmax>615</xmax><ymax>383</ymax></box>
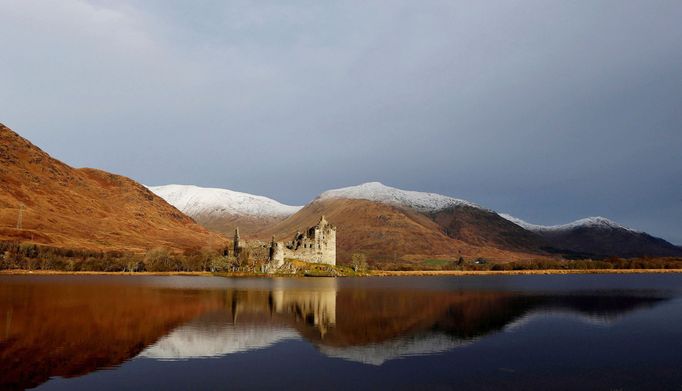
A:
<box><xmin>269</xmin><ymin>216</ymin><xmax>336</xmax><ymax>267</ymax></box>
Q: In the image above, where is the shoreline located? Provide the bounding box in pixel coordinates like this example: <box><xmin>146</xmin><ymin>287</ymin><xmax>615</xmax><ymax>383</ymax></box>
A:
<box><xmin>2</xmin><ymin>269</ymin><xmax>682</xmax><ymax>277</ymax></box>
<box><xmin>369</xmin><ymin>269</ymin><xmax>682</xmax><ymax>276</ymax></box>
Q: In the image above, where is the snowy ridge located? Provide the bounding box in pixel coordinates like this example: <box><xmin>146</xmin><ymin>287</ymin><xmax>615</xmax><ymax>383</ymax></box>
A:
<box><xmin>317</xmin><ymin>182</ymin><xmax>479</xmax><ymax>212</ymax></box>
<box><xmin>503</xmin><ymin>309</ymin><xmax>621</xmax><ymax>332</ymax></box>
<box><xmin>139</xmin><ymin>323</ymin><xmax>299</xmax><ymax>361</ymax></box>
<box><xmin>318</xmin><ymin>333</ymin><xmax>471</xmax><ymax>366</ymax></box>
<box><xmin>499</xmin><ymin>214</ymin><xmax>637</xmax><ymax>233</ymax></box>
<box><xmin>148</xmin><ymin>184</ymin><xmax>302</xmax><ymax>218</ymax></box>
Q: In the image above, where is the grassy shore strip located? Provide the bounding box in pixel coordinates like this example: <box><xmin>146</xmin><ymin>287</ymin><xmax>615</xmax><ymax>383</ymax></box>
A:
<box><xmin>370</xmin><ymin>269</ymin><xmax>682</xmax><ymax>276</ymax></box>
<box><xmin>0</xmin><ymin>270</ymin><xmax>216</xmax><ymax>276</ymax></box>
<box><xmin>2</xmin><ymin>268</ymin><xmax>682</xmax><ymax>277</ymax></box>
<box><xmin>0</xmin><ymin>269</ymin><xmax>336</xmax><ymax>278</ymax></box>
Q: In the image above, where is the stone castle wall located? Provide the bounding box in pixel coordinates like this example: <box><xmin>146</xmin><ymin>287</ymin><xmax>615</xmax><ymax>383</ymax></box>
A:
<box><xmin>234</xmin><ymin>216</ymin><xmax>336</xmax><ymax>269</ymax></box>
<box><xmin>270</xmin><ymin>216</ymin><xmax>336</xmax><ymax>267</ymax></box>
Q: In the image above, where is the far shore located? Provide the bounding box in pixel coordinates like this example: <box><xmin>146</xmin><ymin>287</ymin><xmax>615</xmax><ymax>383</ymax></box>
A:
<box><xmin>0</xmin><ymin>270</ymin><xmax>227</xmax><ymax>277</ymax></box>
<box><xmin>369</xmin><ymin>269</ymin><xmax>682</xmax><ymax>276</ymax></box>
<box><xmin>2</xmin><ymin>268</ymin><xmax>682</xmax><ymax>277</ymax></box>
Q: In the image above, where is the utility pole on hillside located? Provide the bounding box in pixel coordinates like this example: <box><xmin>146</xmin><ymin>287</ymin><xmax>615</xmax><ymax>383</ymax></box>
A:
<box><xmin>16</xmin><ymin>203</ymin><xmax>24</xmax><ymax>230</ymax></box>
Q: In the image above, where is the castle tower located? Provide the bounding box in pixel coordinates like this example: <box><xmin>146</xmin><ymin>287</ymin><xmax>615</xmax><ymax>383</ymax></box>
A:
<box><xmin>233</xmin><ymin>227</ymin><xmax>241</xmax><ymax>257</ymax></box>
<box><xmin>321</xmin><ymin>219</ymin><xmax>336</xmax><ymax>266</ymax></box>
<box><xmin>269</xmin><ymin>235</ymin><xmax>284</xmax><ymax>267</ymax></box>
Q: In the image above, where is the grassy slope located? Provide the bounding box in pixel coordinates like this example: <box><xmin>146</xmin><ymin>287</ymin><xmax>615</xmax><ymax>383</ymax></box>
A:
<box><xmin>258</xmin><ymin>198</ymin><xmax>553</xmax><ymax>267</ymax></box>
<box><xmin>0</xmin><ymin>123</ymin><xmax>226</xmax><ymax>252</ymax></box>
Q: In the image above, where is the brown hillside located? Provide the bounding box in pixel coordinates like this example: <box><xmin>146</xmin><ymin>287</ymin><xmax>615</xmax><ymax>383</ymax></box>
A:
<box><xmin>430</xmin><ymin>205</ymin><xmax>547</xmax><ymax>252</ymax></box>
<box><xmin>258</xmin><ymin>198</ymin><xmax>550</xmax><ymax>266</ymax></box>
<box><xmin>0</xmin><ymin>123</ymin><xmax>226</xmax><ymax>252</ymax></box>
<box><xmin>190</xmin><ymin>212</ymin><xmax>287</xmax><ymax>238</ymax></box>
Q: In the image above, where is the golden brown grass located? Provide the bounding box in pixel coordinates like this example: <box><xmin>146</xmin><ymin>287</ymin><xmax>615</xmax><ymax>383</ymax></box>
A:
<box><xmin>0</xmin><ymin>269</ymin><xmax>214</xmax><ymax>276</ymax></box>
<box><xmin>0</xmin><ymin>124</ymin><xmax>227</xmax><ymax>252</ymax></box>
<box><xmin>257</xmin><ymin>198</ymin><xmax>552</xmax><ymax>265</ymax></box>
<box><xmin>3</xmin><ymin>268</ymin><xmax>682</xmax><ymax>277</ymax></box>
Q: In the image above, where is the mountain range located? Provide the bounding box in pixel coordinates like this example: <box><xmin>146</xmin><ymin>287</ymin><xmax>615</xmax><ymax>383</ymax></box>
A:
<box><xmin>151</xmin><ymin>182</ymin><xmax>682</xmax><ymax>265</ymax></box>
<box><xmin>2</xmin><ymin>123</ymin><xmax>680</xmax><ymax>265</ymax></box>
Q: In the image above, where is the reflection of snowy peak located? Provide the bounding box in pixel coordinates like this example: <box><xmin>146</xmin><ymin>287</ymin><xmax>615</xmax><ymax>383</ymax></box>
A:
<box><xmin>499</xmin><ymin>214</ymin><xmax>635</xmax><ymax>233</ymax></box>
<box><xmin>318</xmin><ymin>182</ymin><xmax>479</xmax><ymax>212</ymax></box>
<box><xmin>504</xmin><ymin>309</ymin><xmax>622</xmax><ymax>332</ymax></box>
<box><xmin>139</xmin><ymin>324</ymin><xmax>299</xmax><ymax>360</ymax></box>
<box><xmin>148</xmin><ymin>184</ymin><xmax>302</xmax><ymax>218</ymax></box>
<box><xmin>319</xmin><ymin>333</ymin><xmax>470</xmax><ymax>366</ymax></box>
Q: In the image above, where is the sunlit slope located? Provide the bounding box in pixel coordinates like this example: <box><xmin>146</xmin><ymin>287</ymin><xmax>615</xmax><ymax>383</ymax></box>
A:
<box><xmin>0</xmin><ymin>123</ymin><xmax>225</xmax><ymax>252</ymax></box>
<box><xmin>260</xmin><ymin>198</ymin><xmax>548</xmax><ymax>266</ymax></box>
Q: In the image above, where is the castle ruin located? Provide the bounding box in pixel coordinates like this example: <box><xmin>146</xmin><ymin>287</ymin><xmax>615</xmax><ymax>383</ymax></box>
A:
<box><xmin>270</xmin><ymin>215</ymin><xmax>336</xmax><ymax>267</ymax></box>
<box><xmin>232</xmin><ymin>216</ymin><xmax>336</xmax><ymax>269</ymax></box>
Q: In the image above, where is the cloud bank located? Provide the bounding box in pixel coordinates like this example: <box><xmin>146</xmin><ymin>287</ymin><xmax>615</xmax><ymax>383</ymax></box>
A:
<box><xmin>1</xmin><ymin>0</ymin><xmax>680</xmax><ymax>242</ymax></box>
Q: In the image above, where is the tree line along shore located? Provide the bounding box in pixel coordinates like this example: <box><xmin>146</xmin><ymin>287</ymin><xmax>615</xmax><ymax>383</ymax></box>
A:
<box><xmin>1</xmin><ymin>241</ymin><xmax>681</xmax><ymax>275</ymax></box>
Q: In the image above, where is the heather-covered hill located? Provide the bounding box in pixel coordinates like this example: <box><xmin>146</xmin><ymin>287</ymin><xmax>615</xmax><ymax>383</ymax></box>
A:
<box><xmin>259</xmin><ymin>197</ymin><xmax>549</xmax><ymax>267</ymax></box>
<box><xmin>0</xmin><ymin>123</ymin><xmax>225</xmax><ymax>252</ymax></box>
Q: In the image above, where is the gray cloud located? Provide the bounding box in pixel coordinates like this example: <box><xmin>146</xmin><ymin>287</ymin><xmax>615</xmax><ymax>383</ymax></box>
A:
<box><xmin>1</xmin><ymin>0</ymin><xmax>680</xmax><ymax>243</ymax></box>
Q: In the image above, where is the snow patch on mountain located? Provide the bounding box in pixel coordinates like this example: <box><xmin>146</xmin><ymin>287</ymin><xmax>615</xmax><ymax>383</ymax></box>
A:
<box><xmin>317</xmin><ymin>182</ymin><xmax>479</xmax><ymax>212</ymax></box>
<box><xmin>148</xmin><ymin>184</ymin><xmax>302</xmax><ymax>218</ymax></box>
<box><xmin>499</xmin><ymin>214</ymin><xmax>636</xmax><ymax>233</ymax></box>
<box><xmin>139</xmin><ymin>323</ymin><xmax>299</xmax><ymax>361</ymax></box>
<box><xmin>319</xmin><ymin>333</ymin><xmax>471</xmax><ymax>366</ymax></box>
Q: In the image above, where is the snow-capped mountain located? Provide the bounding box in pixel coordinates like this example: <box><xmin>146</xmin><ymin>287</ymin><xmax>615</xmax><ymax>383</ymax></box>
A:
<box><xmin>148</xmin><ymin>184</ymin><xmax>302</xmax><ymax>236</ymax></box>
<box><xmin>317</xmin><ymin>182</ymin><xmax>479</xmax><ymax>212</ymax></box>
<box><xmin>499</xmin><ymin>213</ymin><xmax>681</xmax><ymax>258</ymax></box>
<box><xmin>147</xmin><ymin>181</ymin><xmax>681</xmax><ymax>261</ymax></box>
<box><xmin>498</xmin><ymin>214</ymin><xmax>637</xmax><ymax>233</ymax></box>
<box><xmin>263</xmin><ymin>181</ymin><xmax>546</xmax><ymax>264</ymax></box>
<box><xmin>149</xmin><ymin>184</ymin><xmax>302</xmax><ymax>218</ymax></box>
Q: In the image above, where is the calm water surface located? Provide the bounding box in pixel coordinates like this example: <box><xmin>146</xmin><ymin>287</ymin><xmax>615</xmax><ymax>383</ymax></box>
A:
<box><xmin>1</xmin><ymin>274</ymin><xmax>682</xmax><ymax>390</ymax></box>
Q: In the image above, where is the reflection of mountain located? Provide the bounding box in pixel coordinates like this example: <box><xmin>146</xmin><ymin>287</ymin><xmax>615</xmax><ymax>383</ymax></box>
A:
<box><xmin>318</xmin><ymin>333</ymin><xmax>472</xmax><ymax>365</ymax></box>
<box><xmin>140</xmin><ymin>281</ymin><xmax>340</xmax><ymax>361</ymax></box>
<box><xmin>140</xmin><ymin>312</ymin><xmax>300</xmax><ymax>360</ymax></box>
<box><xmin>291</xmin><ymin>290</ymin><xmax>664</xmax><ymax>365</ymax></box>
<box><xmin>0</xmin><ymin>277</ymin><xmax>227</xmax><ymax>390</ymax></box>
<box><xmin>138</xmin><ymin>286</ymin><xmax>666</xmax><ymax>366</ymax></box>
<box><xmin>0</xmin><ymin>276</ymin><xmax>670</xmax><ymax>389</ymax></box>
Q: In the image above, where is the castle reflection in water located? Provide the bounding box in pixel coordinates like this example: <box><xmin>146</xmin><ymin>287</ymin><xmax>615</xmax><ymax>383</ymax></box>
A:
<box><xmin>231</xmin><ymin>279</ymin><xmax>337</xmax><ymax>337</ymax></box>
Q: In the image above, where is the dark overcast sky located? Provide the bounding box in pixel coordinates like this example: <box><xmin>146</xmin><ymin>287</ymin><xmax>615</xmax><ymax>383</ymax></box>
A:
<box><xmin>1</xmin><ymin>1</ymin><xmax>680</xmax><ymax>243</ymax></box>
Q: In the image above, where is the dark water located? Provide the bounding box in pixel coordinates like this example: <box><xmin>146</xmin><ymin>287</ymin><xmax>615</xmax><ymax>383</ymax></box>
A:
<box><xmin>2</xmin><ymin>274</ymin><xmax>682</xmax><ymax>390</ymax></box>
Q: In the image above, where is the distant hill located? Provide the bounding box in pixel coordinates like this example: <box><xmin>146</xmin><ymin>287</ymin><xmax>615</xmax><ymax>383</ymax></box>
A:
<box><xmin>259</xmin><ymin>183</ymin><xmax>550</xmax><ymax>266</ymax></box>
<box><xmin>500</xmin><ymin>214</ymin><xmax>682</xmax><ymax>258</ymax></box>
<box><xmin>0</xmin><ymin>123</ymin><xmax>225</xmax><ymax>252</ymax></box>
<box><xmin>259</xmin><ymin>182</ymin><xmax>681</xmax><ymax>266</ymax></box>
<box><xmin>149</xmin><ymin>184</ymin><xmax>301</xmax><ymax>237</ymax></box>
<box><xmin>4</xmin><ymin>122</ymin><xmax>677</xmax><ymax>262</ymax></box>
